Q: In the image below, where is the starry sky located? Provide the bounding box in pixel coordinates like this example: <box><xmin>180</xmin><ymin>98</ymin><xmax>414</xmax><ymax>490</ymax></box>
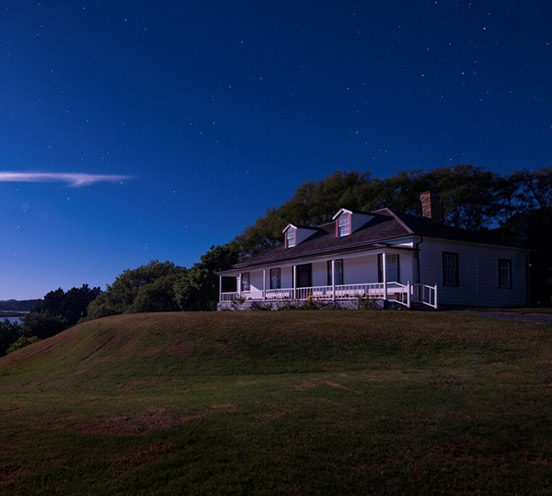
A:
<box><xmin>1</xmin><ymin>0</ymin><xmax>551</xmax><ymax>299</ymax></box>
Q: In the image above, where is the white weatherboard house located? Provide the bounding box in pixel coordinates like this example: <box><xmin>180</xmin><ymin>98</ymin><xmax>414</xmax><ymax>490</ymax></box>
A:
<box><xmin>218</xmin><ymin>193</ymin><xmax>529</xmax><ymax>310</ymax></box>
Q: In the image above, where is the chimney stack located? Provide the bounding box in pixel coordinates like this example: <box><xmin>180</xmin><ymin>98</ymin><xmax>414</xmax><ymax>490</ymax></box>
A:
<box><xmin>420</xmin><ymin>191</ymin><xmax>440</xmax><ymax>222</ymax></box>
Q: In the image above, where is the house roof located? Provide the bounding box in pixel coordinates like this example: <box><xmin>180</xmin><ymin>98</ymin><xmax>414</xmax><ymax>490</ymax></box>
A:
<box><xmin>282</xmin><ymin>223</ymin><xmax>318</xmax><ymax>233</ymax></box>
<box><xmin>385</xmin><ymin>209</ymin><xmax>524</xmax><ymax>246</ymax></box>
<box><xmin>227</xmin><ymin>207</ymin><xmax>525</xmax><ymax>272</ymax></box>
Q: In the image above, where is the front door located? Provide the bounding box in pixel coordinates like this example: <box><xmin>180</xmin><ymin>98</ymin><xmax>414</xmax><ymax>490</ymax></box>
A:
<box><xmin>296</xmin><ymin>264</ymin><xmax>312</xmax><ymax>288</ymax></box>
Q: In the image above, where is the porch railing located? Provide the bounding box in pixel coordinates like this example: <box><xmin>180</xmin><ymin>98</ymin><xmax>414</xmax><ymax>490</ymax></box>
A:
<box><xmin>264</xmin><ymin>288</ymin><xmax>294</xmax><ymax>300</ymax></box>
<box><xmin>220</xmin><ymin>292</ymin><xmax>239</xmax><ymax>302</ymax></box>
<box><xmin>411</xmin><ymin>284</ymin><xmax>438</xmax><ymax>309</ymax></box>
<box><xmin>221</xmin><ymin>281</ymin><xmax>440</xmax><ymax>309</ymax></box>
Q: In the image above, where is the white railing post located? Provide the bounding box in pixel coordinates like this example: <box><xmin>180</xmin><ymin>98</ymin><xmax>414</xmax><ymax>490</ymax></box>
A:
<box><xmin>293</xmin><ymin>265</ymin><xmax>297</xmax><ymax>300</ymax></box>
<box><xmin>434</xmin><ymin>283</ymin><xmax>438</xmax><ymax>309</ymax></box>
<box><xmin>406</xmin><ymin>281</ymin><xmax>411</xmax><ymax>308</ymax></box>
<box><xmin>219</xmin><ymin>275</ymin><xmax>222</xmax><ymax>304</ymax></box>
<box><xmin>237</xmin><ymin>274</ymin><xmax>241</xmax><ymax>297</ymax></box>
<box><xmin>263</xmin><ymin>269</ymin><xmax>266</xmax><ymax>301</ymax></box>
<box><xmin>382</xmin><ymin>252</ymin><xmax>388</xmax><ymax>301</ymax></box>
<box><xmin>331</xmin><ymin>259</ymin><xmax>336</xmax><ymax>301</ymax></box>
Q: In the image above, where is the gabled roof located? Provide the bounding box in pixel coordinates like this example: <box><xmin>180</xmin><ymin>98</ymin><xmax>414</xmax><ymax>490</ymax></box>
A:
<box><xmin>332</xmin><ymin>208</ymin><xmax>376</xmax><ymax>220</ymax></box>
<box><xmin>232</xmin><ymin>209</ymin><xmax>410</xmax><ymax>270</ymax></box>
<box><xmin>228</xmin><ymin>208</ymin><xmax>525</xmax><ymax>272</ymax></box>
<box><xmin>282</xmin><ymin>223</ymin><xmax>318</xmax><ymax>233</ymax></box>
<box><xmin>384</xmin><ymin>209</ymin><xmax>512</xmax><ymax>246</ymax></box>
<box><xmin>332</xmin><ymin>208</ymin><xmax>353</xmax><ymax>220</ymax></box>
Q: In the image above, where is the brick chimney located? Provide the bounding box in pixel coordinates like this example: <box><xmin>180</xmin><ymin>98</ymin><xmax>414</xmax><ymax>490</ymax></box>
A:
<box><xmin>420</xmin><ymin>191</ymin><xmax>440</xmax><ymax>222</ymax></box>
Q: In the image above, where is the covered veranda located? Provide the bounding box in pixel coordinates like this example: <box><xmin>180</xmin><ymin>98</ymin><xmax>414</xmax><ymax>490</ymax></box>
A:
<box><xmin>218</xmin><ymin>248</ymin><xmax>437</xmax><ymax>310</ymax></box>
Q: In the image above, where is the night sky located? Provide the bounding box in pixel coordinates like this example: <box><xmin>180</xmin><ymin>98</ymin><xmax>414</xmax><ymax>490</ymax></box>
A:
<box><xmin>1</xmin><ymin>1</ymin><xmax>551</xmax><ymax>299</ymax></box>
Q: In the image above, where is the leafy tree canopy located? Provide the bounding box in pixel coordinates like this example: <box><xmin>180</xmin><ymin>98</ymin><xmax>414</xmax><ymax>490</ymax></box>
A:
<box><xmin>0</xmin><ymin>319</ymin><xmax>21</xmax><ymax>357</ymax></box>
<box><xmin>35</xmin><ymin>284</ymin><xmax>101</xmax><ymax>326</ymax></box>
<box><xmin>20</xmin><ymin>284</ymin><xmax>101</xmax><ymax>342</ymax></box>
<box><xmin>87</xmin><ymin>260</ymin><xmax>185</xmax><ymax>319</ymax></box>
<box><xmin>174</xmin><ymin>244</ymin><xmax>240</xmax><ymax>311</ymax></box>
<box><xmin>233</xmin><ymin>166</ymin><xmax>552</xmax><ymax>256</ymax></box>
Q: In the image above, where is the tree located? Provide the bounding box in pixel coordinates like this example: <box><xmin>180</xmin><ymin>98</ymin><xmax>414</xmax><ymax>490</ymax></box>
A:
<box><xmin>87</xmin><ymin>260</ymin><xmax>185</xmax><ymax>318</ymax></box>
<box><xmin>234</xmin><ymin>171</ymin><xmax>372</xmax><ymax>256</ymax></box>
<box><xmin>500</xmin><ymin>207</ymin><xmax>552</xmax><ymax>305</ymax></box>
<box><xmin>21</xmin><ymin>312</ymin><xmax>68</xmax><ymax>340</ymax></box>
<box><xmin>6</xmin><ymin>335</ymin><xmax>40</xmax><ymax>355</ymax></box>
<box><xmin>233</xmin><ymin>166</ymin><xmax>508</xmax><ymax>256</ymax></box>
<box><xmin>174</xmin><ymin>244</ymin><xmax>240</xmax><ymax>311</ymax></box>
<box><xmin>61</xmin><ymin>285</ymin><xmax>102</xmax><ymax>325</ymax></box>
<box><xmin>513</xmin><ymin>168</ymin><xmax>552</xmax><ymax>210</ymax></box>
<box><xmin>35</xmin><ymin>288</ymin><xmax>65</xmax><ymax>317</ymax></box>
<box><xmin>19</xmin><ymin>285</ymin><xmax>101</xmax><ymax>341</ymax></box>
<box><xmin>35</xmin><ymin>285</ymin><xmax>101</xmax><ymax>326</ymax></box>
<box><xmin>414</xmin><ymin>165</ymin><xmax>502</xmax><ymax>230</ymax></box>
<box><xmin>132</xmin><ymin>274</ymin><xmax>181</xmax><ymax>313</ymax></box>
<box><xmin>0</xmin><ymin>319</ymin><xmax>21</xmax><ymax>356</ymax></box>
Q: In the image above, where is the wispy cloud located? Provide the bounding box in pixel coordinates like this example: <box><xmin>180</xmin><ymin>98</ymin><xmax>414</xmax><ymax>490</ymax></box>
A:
<box><xmin>0</xmin><ymin>172</ymin><xmax>133</xmax><ymax>187</ymax></box>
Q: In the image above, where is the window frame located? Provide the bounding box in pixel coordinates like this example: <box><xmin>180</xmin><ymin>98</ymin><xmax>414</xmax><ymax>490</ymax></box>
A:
<box><xmin>377</xmin><ymin>254</ymin><xmax>400</xmax><ymax>283</ymax></box>
<box><xmin>270</xmin><ymin>268</ymin><xmax>281</xmax><ymax>289</ymax></box>
<box><xmin>240</xmin><ymin>272</ymin><xmax>250</xmax><ymax>292</ymax></box>
<box><xmin>327</xmin><ymin>259</ymin><xmax>344</xmax><ymax>286</ymax></box>
<box><xmin>337</xmin><ymin>214</ymin><xmax>351</xmax><ymax>237</ymax></box>
<box><xmin>285</xmin><ymin>229</ymin><xmax>296</xmax><ymax>248</ymax></box>
<box><xmin>498</xmin><ymin>258</ymin><xmax>512</xmax><ymax>289</ymax></box>
<box><xmin>442</xmin><ymin>252</ymin><xmax>459</xmax><ymax>287</ymax></box>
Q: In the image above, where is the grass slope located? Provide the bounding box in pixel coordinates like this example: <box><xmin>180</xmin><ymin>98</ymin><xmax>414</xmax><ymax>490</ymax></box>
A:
<box><xmin>1</xmin><ymin>311</ymin><xmax>551</xmax><ymax>495</ymax></box>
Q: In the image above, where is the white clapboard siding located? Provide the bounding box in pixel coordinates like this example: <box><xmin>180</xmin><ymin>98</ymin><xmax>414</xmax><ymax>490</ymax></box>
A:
<box><xmin>419</xmin><ymin>237</ymin><xmax>528</xmax><ymax>307</ymax></box>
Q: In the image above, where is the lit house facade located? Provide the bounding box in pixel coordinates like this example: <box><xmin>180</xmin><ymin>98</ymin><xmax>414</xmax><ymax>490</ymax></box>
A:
<box><xmin>218</xmin><ymin>194</ymin><xmax>529</xmax><ymax>310</ymax></box>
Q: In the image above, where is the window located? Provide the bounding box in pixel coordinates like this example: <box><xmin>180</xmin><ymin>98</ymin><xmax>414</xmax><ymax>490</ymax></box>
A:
<box><xmin>327</xmin><ymin>259</ymin><xmax>344</xmax><ymax>285</ymax></box>
<box><xmin>240</xmin><ymin>272</ymin><xmax>250</xmax><ymax>292</ymax></box>
<box><xmin>377</xmin><ymin>254</ymin><xmax>400</xmax><ymax>283</ymax></box>
<box><xmin>442</xmin><ymin>252</ymin><xmax>459</xmax><ymax>286</ymax></box>
<box><xmin>498</xmin><ymin>259</ymin><xmax>512</xmax><ymax>288</ymax></box>
<box><xmin>286</xmin><ymin>229</ymin><xmax>296</xmax><ymax>248</ymax></box>
<box><xmin>270</xmin><ymin>268</ymin><xmax>281</xmax><ymax>289</ymax></box>
<box><xmin>337</xmin><ymin>214</ymin><xmax>350</xmax><ymax>237</ymax></box>
<box><xmin>386</xmin><ymin>254</ymin><xmax>399</xmax><ymax>282</ymax></box>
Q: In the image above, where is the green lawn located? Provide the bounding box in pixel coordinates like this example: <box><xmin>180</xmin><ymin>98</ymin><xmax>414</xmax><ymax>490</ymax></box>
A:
<box><xmin>0</xmin><ymin>311</ymin><xmax>551</xmax><ymax>495</ymax></box>
<box><xmin>475</xmin><ymin>307</ymin><xmax>552</xmax><ymax>315</ymax></box>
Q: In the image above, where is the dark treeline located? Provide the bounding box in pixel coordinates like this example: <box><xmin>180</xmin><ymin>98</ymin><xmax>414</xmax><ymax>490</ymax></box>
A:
<box><xmin>0</xmin><ymin>285</ymin><xmax>100</xmax><ymax>356</ymax></box>
<box><xmin>2</xmin><ymin>165</ymin><xmax>550</xmax><ymax>354</ymax></box>
<box><xmin>90</xmin><ymin>165</ymin><xmax>552</xmax><ymax>314</ymax></box>
<box><xmin>86</xmin><ymin>248</ymin><xmax>239</xmax><ymax>318</ymax></box>
<box><xmin>234</xmin><ymin>165</ymin><xmax>552</xmax><ymax>255</ymax></box>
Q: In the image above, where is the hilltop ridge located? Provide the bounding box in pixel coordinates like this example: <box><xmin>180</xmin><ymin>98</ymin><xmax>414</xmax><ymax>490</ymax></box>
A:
<box><xmin>0</xmin><ymin>299</ymin><xmax>40</xmax><ymax>312</ymax></box>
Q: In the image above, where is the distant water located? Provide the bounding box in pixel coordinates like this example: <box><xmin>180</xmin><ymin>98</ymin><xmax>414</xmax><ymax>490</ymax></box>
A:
<box><xmin>1</xmin><ymin>313</ymin><xmax>28</xmax><ymax>325</ymax></box>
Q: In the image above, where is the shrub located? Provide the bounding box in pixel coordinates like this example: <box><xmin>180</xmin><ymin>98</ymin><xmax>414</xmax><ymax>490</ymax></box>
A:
<box><xmin>6</xmin><ymin>335</ymin><xmax>40</xmax><ymax>354</ymax></box>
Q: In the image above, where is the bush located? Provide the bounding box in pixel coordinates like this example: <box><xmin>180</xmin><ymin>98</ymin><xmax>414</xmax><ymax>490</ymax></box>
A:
<box><xmin>250</xmin><ymin>302</ymin><xmax>271</xmax><ymax>311</ymax></box>
<box><xmin>0</xmin><ymin>319</ymin><xmax>21</xmax><ymax>356</ymax></box>
<box><xmin>6</xmin><ymin>335</ymin><xmax>40</xmax><ymax>354</ymax></box>
<box><xmin>21</xmin><ymin>312</ymin><xmax>68</xmax><ymax>340</ymax></box>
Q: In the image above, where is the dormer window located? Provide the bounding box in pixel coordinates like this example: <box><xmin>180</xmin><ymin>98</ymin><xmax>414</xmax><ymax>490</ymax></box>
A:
<box><xmin>338</xmin><ymin>214</ymin><xmax>350</xmax><ymax>237</ymax></box>
<box><xmin>286</xmin><ymin>229</ymin><xmax>296</xmax><ymax>248</ymax></box>
<box><xmin>332</xmin><ymin>208</ymin><xmax>373</xmax><ymax>238</ymax></box>
<box><xmin>282</xmin><ymin>224</ymin><xmax>317</xmax><ymax>248</ymax></box>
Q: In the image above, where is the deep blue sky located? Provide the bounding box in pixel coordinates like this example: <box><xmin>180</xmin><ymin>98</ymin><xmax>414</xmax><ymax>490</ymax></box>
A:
<box><xmin>1</xmin><ymin>0</ymin><xmax>551</xmax><ymax>299</ymax></box>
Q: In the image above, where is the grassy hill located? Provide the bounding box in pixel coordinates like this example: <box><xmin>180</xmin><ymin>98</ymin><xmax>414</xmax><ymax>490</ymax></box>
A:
<box><xmin>1</xmin><ymin>311</ymin><xmax>551</xmax><ymax>495</ymax></box>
